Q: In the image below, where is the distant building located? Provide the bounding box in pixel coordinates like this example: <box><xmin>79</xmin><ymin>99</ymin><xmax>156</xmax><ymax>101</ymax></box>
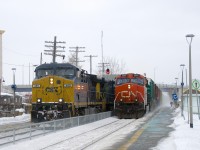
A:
<box><xmin>0</xmin><ymin>93</ymin><xmax>23</xmax><ymax>115</ymax></box>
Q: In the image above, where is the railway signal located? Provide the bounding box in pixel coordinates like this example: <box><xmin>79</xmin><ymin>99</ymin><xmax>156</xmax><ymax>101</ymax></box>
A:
<box><xmin>106</xmin><ymin>68</ymin><xmax>110</xmax><ymax>74</ymax></box>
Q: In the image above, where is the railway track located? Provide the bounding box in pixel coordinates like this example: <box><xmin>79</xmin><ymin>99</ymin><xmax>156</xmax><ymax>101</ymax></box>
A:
<box><xmin>81</xmin><ymin>119</ymin><xmax>136</xmax><ymax>150</ymax></box>
<box><xmin>41</xmin><ymin>118</ymin><xmax>136</xmax><ymax>150</ymax></box>
<box><xmin>0</xmin><ymin>122</ymin><xmax>32</xmax><ymax>132</ymax></box>
<box><xmin>0</xmin><ymin>121</ymin><xmax>67</xmax><ymax>146</ymax></box>
<box><xmin>0</xmin><ymin>122</ymin><xmax>45</xmax><ymax>146</ymax></box>
<box><xmin>0</xmin><ymin>111</ymin><xmax>112</xmax><ymax>148</ymax></box>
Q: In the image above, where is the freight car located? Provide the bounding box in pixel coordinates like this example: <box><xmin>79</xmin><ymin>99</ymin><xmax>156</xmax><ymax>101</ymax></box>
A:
<box><xmin>31</xmin><ymin>63</ymin><xmax>114</xmax><ymax>122</ymax></box>
<box><xmin>146</xmin><ymin>78</ymin><xmax>162</xmax><ymax>111</ymax></box>
<box><xmin>114</xmin><ymin>73</ymin><xmax>161</xmax><ymax>119</ymax></box>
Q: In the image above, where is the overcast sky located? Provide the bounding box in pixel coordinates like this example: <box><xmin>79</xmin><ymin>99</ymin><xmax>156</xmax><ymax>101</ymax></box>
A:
<box><xmin>1</xmin><ymin>0</ymin><xmax>200</xmax><ymax>85</ymax></box>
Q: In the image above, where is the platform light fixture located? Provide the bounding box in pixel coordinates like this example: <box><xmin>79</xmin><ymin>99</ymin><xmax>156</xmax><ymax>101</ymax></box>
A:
<box><xmin>12</xmin><ymin>68</ymin><xmax>16</xmax><ymax>117</ymax></box>
<box><xmin>186</xmin><ymin>34</ymin><xmax>195</xmax><ymax>128</ymax></box>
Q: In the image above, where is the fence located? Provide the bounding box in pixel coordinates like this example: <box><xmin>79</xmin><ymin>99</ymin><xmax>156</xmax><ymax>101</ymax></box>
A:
<box><xmin>0</xmin><ymin>111</ymin><xmax>112</xmax><ymax>146</ymax></box>
<box><xmin>183</xmin><ymin>95</ymin><xmax>200</xmax><ymax>114</ymax></box>
<box><xmin>182</xmin><ymin>95</ymin><xmax>200</xmax><ymax>121</ymax></box>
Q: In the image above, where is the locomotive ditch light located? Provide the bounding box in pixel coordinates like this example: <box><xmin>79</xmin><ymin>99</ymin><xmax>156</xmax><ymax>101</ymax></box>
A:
<box><xmin>58</xmin><ymin>98</ymin><xmax>63</xmax><ymax>103</ymax></box>
<box><xmin>77</xmin><ymin>85</ymin><xmax>81</xmax><ymax>90</ymax></box>
<box><xmin>37</xmin><ymin>98</ymin><xmax>42</xmax><ymax>103</ymax></box>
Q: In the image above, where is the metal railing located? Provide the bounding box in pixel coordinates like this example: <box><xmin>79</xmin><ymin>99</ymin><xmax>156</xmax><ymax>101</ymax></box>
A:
<box><xmin>0</xmin><ymin>111</ymin><xmax>111</xmax><ymax>146</ymax></box>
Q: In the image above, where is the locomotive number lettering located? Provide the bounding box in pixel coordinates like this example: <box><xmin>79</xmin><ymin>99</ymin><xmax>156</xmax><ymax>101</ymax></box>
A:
<box><xmin>46</xmin><ymin>87</ymin><xmax>57</xmax><ymax>92</ymax></box>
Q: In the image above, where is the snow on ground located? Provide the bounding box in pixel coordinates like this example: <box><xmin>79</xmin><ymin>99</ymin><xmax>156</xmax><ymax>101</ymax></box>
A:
<box><xmin>0</xmin><ymin>107</ymin><xmax>200</xmax><ymax>150</ymax></box>
<box><xmin>0</xmin><ymin>113</ymin><xmax>30</xmax><ymax>125</ymax></box>
<box><xmin>0</xmin><ymin>111</ymin><xmax>154</xmax><ymax>150</ymax></box>
<box><xmin>152</xmin><ymin>108</ymin><xmax>200</xmax><ymax>150</ymax></box>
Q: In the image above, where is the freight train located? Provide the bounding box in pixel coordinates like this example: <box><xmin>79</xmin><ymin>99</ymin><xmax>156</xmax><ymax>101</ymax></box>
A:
<box><xmin>114</xmin><ymin>73</ymin><xmax>162</xmax><ymax>119</ymax></box>
<box><xmin>31</xmin><ymin>62</ymin><xmax>115</xmax><ymax>122</ymax></box>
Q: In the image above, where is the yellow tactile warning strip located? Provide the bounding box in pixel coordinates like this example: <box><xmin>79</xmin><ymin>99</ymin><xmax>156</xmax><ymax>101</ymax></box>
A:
<box><xmin>118</xmin><ymin>111</ymin><xmax>160</xmax><ymax>150</ymax></box>
<box><xmin>118</xmin><ymin>124</ymin><xmax>148</xmax><ymax>150</ymax></box>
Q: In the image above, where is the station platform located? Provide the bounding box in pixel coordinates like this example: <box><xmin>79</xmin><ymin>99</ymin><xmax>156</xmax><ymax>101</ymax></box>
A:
<box><xmin>117</xmin><ymin>107</ymin><xmax>175</xmax><ymax>150</ymax></box>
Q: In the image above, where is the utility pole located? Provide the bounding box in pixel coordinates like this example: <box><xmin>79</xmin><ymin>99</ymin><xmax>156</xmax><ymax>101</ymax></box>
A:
<box><xmin>101</xmin><ymin>31</ymin><xmax>104</xmax><ymax>77</ymax></box>
<box><xmin>44</xmin><ymin>36</ymin><xmax>66</xmax><ymax>63</ymax></box>
<box><xmin>40</xmin><ymin>52</ymin><xmax>42</xmax><ymax>65</ymax></box>
<box><xmin>0</xmin><ymin>30</ymin><xmax>5</xmax><ymax>97</ymax></box>
<box><xmin>69</xmin><ymin>46</ymin><xmax>85</xmax><ymax>67</ymax></box>
<box><xmin>84</xmin><ymin>55</ymin><xmax>98</xmax><ymax>74</ymax></box>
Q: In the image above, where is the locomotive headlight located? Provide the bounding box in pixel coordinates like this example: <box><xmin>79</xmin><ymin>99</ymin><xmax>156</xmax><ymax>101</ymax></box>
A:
<box><xmin>135</xmin><ymin>99</ymin><xmax>138</xmax><ymax>102</ymax></box>
<box><xmin>77</xmin><ymin>85</ymin><xmax>81</xmax><ymax>90</ymax></box>
<box><xmin>50</xmin><ymin>78</ymin><xmax>54</xmax><ymax>84</ymax></box>
<box><xmin>37</xmin><ymin>98</ymin><xmax>42</xmax><ymax>103</ymax></box>
<box><xmin>58</xmin><ymin>98</ymin><xmax>63</xmax><ymax>103</ymax></box>
<box><xmin>128</xmin><ymin>84</ymin><xmax>131</xmax><ymax>89</ymax></box>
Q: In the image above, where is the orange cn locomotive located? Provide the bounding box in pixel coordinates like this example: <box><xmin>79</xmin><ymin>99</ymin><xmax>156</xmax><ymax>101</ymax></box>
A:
<box><xmin>114</xmin><ymin>73</ymin><xmax>148</xmax><ymax>119</ymax></box>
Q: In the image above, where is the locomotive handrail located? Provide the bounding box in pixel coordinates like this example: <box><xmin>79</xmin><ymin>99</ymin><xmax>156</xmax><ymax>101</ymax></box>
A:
<box><xmin>136</xmin><ymin>91</ymin><xmax>145</xmax><ymax>102</ymax></box>
<box><xmin>137</xmin><ymin>91</ymin><xmax>146</xmax><ymax>109</ymax></box>
<box><xmin>114</xmin><ymin>92</ymin><xmax>121</xmax><ymax>109</ymax></box>
<box><xmin>130</xmin><ymin>91</ymin><xmax>136</xmax><ymax>97</ymax></box>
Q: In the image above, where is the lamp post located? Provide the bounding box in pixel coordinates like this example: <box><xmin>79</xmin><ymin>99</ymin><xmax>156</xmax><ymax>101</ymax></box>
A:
<box><xmin>12</xmin><ymin>68</ymin><xmax>16</xmax><ymax>117</ymax></box>
<box><xmin>0</xmin><ymin>30</ymin><xmax>5</xmax><ymax>98</ymax></box>
<box><xmin>186</xmin><ymin>34</ymin><xmax>195</xmax><ymax>128</ymax></box>
<box><xmin>180</xmin><ymin>64</ymin><xmax>185</xmax><ymax>118</ymax></box>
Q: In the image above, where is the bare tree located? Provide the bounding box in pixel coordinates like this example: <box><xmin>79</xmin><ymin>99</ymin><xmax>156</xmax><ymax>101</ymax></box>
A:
<box><xmin>68</xmin><ymin>52</ymin><xmax>83</xmax><ymax>68</ymax></box>
<box><xmin>96</xmin><ymin>56</ymin><xmax>126</xmax><ymax>75</ymax></box>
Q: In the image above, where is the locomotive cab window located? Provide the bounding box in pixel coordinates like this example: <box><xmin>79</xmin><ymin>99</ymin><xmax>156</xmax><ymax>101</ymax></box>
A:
<box><xmin>131</xmin><ymin>78</ymin><xmax>144</xmax><ymax>85</ymax></box>
<box><xmin>116</xmin><ymin>78</ymin><xmax>130</xmax><ymax>85</ymax></box>
<box><xmin>36</xmin><ymin>69</ymin><xmax>54</xmax><ymax>78</ymax></box>
<box><xmin>56</xmin><ymin>68</ymin><xmax>75</xmax><ymax>79</ymax></box>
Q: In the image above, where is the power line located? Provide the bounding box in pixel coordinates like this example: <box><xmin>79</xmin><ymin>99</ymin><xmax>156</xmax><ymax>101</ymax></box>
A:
<box><xmin>3</xmin><ymin>47</ymin><xmax>39</xmax><ymax>57</ymax></box>
<box><xmin>3</xmin><ymin>62</ymin><xmax>32</xmax><ymax>67</ymax></box>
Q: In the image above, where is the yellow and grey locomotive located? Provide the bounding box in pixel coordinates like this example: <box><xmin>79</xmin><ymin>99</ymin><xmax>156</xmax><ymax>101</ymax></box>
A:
<box><xmin>31</xmin><ymin>62</ymin><xmax>114</xmax><ymax>122</ymax></box>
